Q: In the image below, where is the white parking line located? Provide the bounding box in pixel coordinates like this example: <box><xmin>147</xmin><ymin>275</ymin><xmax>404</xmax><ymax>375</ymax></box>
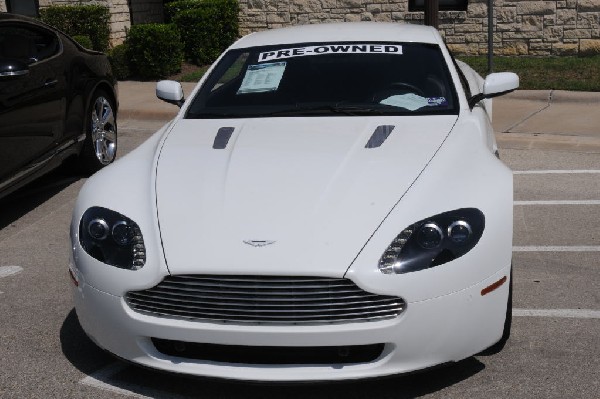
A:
<box><xmin>513</xmin><ymin>246</ymin><xmax>600</xmax><ymax>252</ymax></box>
<box><xmin>80</xmin><ymin>362</ymin><xmax>188</xmax><ymax>398</ymax></box>
<box><xmin>513</xmin><ymin>309</ymin><xmax>600</xmax><ymax>319</ymax></box>
<box><xmin>514</xmin><ymin>200</ymin><xmax>600</xmax><ymax>205</ymax></box>
<box><xmin>513</xmin><ymin>169</ymin><xmax>600</xmax><ymax>174</ymax></box>
<box><xmin>0</xmin><ymin>266</ymin><xmax>23</xmax><ymax>294</ymax></box>
<box><xmin>0</xmin><ymin>266</ymin><xmax>23</xmax><ymax>279</ymax></box>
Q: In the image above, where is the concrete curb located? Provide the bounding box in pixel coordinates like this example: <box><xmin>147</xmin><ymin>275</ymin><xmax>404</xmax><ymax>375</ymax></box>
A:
<box><xmin>496</xmin><ymin>132</ymin><xmax>600</xmax><ymax>153</ymax></box>
<box><xmin>503</xmin><ymin>90</ymin><xmax>600</xmax><ymax>103</ymax></box>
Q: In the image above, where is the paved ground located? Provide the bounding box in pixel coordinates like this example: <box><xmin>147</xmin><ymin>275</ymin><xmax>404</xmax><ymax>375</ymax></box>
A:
<box><xmin>0</xmin><ymin>91</ymin><xmax>599</xmax><ymax>397</ymax></box>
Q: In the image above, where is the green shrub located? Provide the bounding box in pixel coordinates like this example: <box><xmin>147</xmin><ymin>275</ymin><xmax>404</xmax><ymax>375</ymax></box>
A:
<box><xmin>127</xmin><ymin>23</ymin><xmax>183</xmax><ymax>80</ymax></box>
<box><xmin>108</xmin><ymin>44</ymin><xmax>131</xmax><ymax>80</ymax></box>
<box><xmin>164</xmin><ymin>0</ymin><xmax>204</xmax><ymax>23</ymax></box>
<box><xmin>172</xmin><ymin>0</ymin><xmax>239</xmax><ymax>65</ymax></box>
<box><xmin>39</xmin><ymin>5</ymin><xmax>110</xmax><ymax>52</ymax></box>
<box><xmin>72</xmin><ymin>35</ymin><xmax>93</xmax><ymax>49</ymax></box>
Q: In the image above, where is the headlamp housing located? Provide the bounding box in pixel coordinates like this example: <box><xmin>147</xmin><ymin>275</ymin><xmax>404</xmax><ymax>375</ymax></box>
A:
<box><xmin>79</xmin><ymin>207</ymin><xmax>146</xmax><ymax>270</ymax></box>
<box><xmin>379</xmin><ymin>208</ymin><xmax>484</xmax><ymax>274</ymax></box>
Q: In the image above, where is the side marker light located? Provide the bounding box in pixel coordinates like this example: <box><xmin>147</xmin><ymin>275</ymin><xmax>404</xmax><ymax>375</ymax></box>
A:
<box><xmin>481</xmin><ymin>276</ymin><xmax>507</xmax><ymax>296</ymax></box>
<box><xmin>68</xmin><ymin>268</ymin><xmax>79</xmax><ymax>287</ymax></box>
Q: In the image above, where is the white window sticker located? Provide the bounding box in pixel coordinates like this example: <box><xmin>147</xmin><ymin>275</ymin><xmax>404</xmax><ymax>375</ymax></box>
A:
<box><xmin>258</xmin><ymin>44</ymin><xmax>403</xmax><ymax>62</ymax></box>
<box><xmin>380</xmin><ymin>94</ymin><xmax>429</xmax><ymax>111</ymax></box>
<box><xmin>380</xmin><ymin>94</ymin><xmax>448</xmax><ymax>111</ymax></box>
<box><xmin>237</xmin><ymin>62</ymin><xmax>286</xmax><ymax>94</ymax></box>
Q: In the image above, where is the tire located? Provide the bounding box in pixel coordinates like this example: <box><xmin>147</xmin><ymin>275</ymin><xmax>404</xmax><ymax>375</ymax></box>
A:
<box><xmin>79</xmin><ymin>89</ymin><xmax>117</xmax><ymax>175</ymax></box>
<box><xmin>478</xmin><ymin>268</ymin><xmax>513</xmax><ymax>356</ymax></box>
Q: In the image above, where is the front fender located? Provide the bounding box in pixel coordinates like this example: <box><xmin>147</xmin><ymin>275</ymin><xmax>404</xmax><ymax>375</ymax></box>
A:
<box><xmin>346</xmin><ymin>116</ymin><xmax>513</xmax><ymax>303</ymax></box>
<box><xmin>71</xmin><ymin>122</ymin><xmax>173</xmax><ymax>296</ymax></box>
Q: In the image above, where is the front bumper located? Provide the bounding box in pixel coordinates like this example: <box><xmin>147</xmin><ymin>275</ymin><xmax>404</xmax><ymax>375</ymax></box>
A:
<box><xmin>73</xmin><ymin>264</ymin><xmax>510</xmax><ymax>382</ymax></box>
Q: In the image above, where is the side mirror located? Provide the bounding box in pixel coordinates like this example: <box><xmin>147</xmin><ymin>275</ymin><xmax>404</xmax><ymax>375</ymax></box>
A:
<box><xmin>468</xmin><ymin>72</ymin><xmax>519</xmax><ymax>108</ymax></box>
<box><xmin>0</xmin><ymin>59</ymin><xmax>29</xmax><ymax>78</ymax></box>
<box><xmin>156</xmin><ymin>80</ymin><xmax>184</xmax><ymax>107</ymax></box>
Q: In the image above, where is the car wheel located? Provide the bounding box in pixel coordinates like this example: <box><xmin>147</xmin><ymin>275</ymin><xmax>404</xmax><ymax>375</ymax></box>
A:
<box><xmin>478</xmin><ymin>268</ymin><xmax>512</xmax><ymax>356</ymax></box>
<box><xmin>79</xmin><ymin>89</ymin><xmax>117</xmax><ymax>174</ymax></box>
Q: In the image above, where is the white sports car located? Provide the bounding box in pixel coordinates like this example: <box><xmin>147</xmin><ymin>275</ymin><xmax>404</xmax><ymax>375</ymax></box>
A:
<box><xmin>69</xmin><ymin>22</ymin><xmax>518</xmax><ymax>381</ymax></box>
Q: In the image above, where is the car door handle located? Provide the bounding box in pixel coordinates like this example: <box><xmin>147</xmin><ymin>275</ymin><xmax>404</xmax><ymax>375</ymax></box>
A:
<box><xmin>44</xmin><ymin>79</ymin><xmax>58</xmax><ymax>88</ymax></box>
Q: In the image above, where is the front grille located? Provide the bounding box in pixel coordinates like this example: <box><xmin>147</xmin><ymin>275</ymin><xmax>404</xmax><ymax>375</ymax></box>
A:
<box><xmin>125</xmin><ymin>275</ymin><xmax>405</xmax><ymax>325</ymax></box>
<box><xmin>152</xmin><ymin>339</ymin><xmax>385</xmax><ymax>365</ymax></box>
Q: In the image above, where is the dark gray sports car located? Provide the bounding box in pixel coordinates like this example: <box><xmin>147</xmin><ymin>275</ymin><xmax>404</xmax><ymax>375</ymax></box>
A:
<box><xmin>0</xmin><ymin>12</ymin><xmax>117</xmax><ymax>199</ymax></box>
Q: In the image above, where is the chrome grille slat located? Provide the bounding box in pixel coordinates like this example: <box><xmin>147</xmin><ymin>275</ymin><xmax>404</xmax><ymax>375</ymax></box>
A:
<box><xmin>135</xmin><ymin>287</ymin><xmax>379</xmax><ymax>301</ymax></box>
<box><xmin>131</xmin><ymin>303</ymin><xmax>400</xmax><ymax>320</ymax></box>
<box><xmin>138</xmin><ymin>309</ymin><xmax>398</xmax><ymax>324</ymax></box>
<box><xmin>173</xmin><ymin>276</ymin><xmax>345</xmax><ymax>283</ymax></box>
<box><xmin>128</xmin><ymin>292</ymin><xmax>396</xmax><ymax>307</ymax></box>
<box><xmin>127</xmin><ymin>296</ymin><xmax>401</xmax><ymax>312</ymax></box>
<box><xmin>125</xmin><ymin>275</ymin><xmax>405</xmax><ymax>325</ymax></box>
<box><xmin>154</xmin><ymin>285</ymin><xmax>366</xmax><ymax>296</ymax></box>
<box><xmin>163</xmin><ymin>280</ymin><xmax>357</xmax><ymax>289</ymax></box>
<box><xmin>130</xmin><ymin>302</ymin><xmax>400</xmax><ymax>318</ymax></box>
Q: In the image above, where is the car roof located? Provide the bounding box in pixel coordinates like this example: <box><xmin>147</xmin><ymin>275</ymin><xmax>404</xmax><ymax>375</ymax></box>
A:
<box><xmin>0</xmin><ymin>12</ymin><xmax>39</xmax><ymax>23</ymax></box>
<box><xmin>0</xmin><ymin>12</ymin><xmax>57</xmax><ymax>31</ymax></box>
<box><xmin>231</xmin><ymin>22</ymin><xmax>442</xmax><ymax>49</ymax></box>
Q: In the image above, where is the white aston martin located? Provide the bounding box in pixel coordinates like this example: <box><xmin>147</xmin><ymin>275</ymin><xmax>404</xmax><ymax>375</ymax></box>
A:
<box><xmin>69</xmin><ymin>22</ymin><xmax>518</xmax><ymax>381</ymax></box>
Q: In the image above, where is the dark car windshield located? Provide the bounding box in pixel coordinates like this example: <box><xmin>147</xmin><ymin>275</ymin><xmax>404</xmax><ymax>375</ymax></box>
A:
<box><xmin>186</xmin><ymin>42</ymin><xmax>458</xmax><ymax>119</ymax></box>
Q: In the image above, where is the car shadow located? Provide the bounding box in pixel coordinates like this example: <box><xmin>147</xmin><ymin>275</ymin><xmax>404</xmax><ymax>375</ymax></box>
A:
<box><xmin>0</xmin><ymin>168</ymin><xmax>80</xmax><ymax>230</ymax></box>
<box><xmin>60</xmin><ymin>309</ymin><xmax>114</xmax><ymax>375</ymax></box>
<box><xmin>61</xmin><ymin>309</ymin><xmax>485</xmax><ymax>398</ymax></box>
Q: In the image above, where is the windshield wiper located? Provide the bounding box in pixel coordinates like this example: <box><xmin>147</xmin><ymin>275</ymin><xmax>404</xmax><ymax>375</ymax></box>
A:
<box><xmin>263</xmin><ymin>103</ymin><xmax>393</xmax><ymax>117</ymax></box>
<box><xmin>186</xmin><ymin>103</ymin><xmax>401</xmax><ymax>119</ymax></box>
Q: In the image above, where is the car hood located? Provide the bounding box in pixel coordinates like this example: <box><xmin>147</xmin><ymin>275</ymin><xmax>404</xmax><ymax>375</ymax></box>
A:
<box><xmin>156</xmin><ymin>116</ymin><xmax>457</xmax><ymax>277</ymax></box>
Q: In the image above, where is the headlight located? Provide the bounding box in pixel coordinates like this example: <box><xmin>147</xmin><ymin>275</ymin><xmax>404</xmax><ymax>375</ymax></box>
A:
<box><xmin>378</xmin><ymin>208</ymin><xmax>484</xmax><ymax>274</ymax></box>
<box><xmin>79</xmin><ymin>207</ymin><xmax>146</xmax><ymax>270</ymax></box>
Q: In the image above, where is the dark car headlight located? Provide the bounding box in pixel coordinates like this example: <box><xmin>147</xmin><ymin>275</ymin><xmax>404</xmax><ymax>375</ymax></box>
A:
<box><xmin>79</xmin><ymin>207</ymin><xmax>146</xmax><ymax>270</ymax></box>
<box><xmin>379</xmin><ymin>208</ymin><xmax>485</xmax><ymax>274</ymax></box>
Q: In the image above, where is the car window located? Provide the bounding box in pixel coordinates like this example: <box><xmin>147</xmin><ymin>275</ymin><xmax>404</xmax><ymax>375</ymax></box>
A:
<box><xmin>211</xmin><ymin>52</ymin><xmax>249</xmax><ymax>92</ymax></box>
<box><xmin>186</xmin><ymin>42</ymin><xmax>459</xmax><ymax>119</ymax></box>
<box><xmin>0</xmin><ymin>24</ymin><xmax>60</xmax><ymax>64</ymax></box>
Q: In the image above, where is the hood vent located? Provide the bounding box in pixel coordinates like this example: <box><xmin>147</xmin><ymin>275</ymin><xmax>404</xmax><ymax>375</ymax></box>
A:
<box><xmin>365</xmin><ymin>125</ymin><xmax>395</xmax><ymax>149</ymax></box>
<box><xmin>213</xmin><ymin>127</ymin><xmax>235</xmax><ymax>149</ymax></box>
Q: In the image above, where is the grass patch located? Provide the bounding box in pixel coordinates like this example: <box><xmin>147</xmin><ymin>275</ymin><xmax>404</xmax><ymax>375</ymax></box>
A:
<box><xmin>175</xmin><ymin>56</ymin><xmax>600</xmax><ymax>91</ymax></box>
<box><xmin>178</xmin><ymin>65</ymin><xmax>211</xmax><ymax>82</ymax></box>
<box><xmin>458</xmin><ymin>56</ymin><xmax>600</xmax><ymax>91</ymax></box>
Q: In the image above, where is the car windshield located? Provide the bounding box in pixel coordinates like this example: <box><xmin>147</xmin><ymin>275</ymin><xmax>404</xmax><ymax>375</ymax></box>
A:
<box><xmin>186</xmin><ymin>42</ymin><xmax>459</xmax><ymax>119</ymax></box>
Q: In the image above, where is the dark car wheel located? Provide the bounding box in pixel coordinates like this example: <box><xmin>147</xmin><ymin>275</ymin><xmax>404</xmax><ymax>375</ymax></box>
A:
<box><xmin>478</xmin><ymin>268</ymin><xmax>513</xmax><ymax>356</ymax></box>
<box><xmin>79</xmin><ymin>89</ymin><xmax>117</xmax><ymax>174</ymax></box>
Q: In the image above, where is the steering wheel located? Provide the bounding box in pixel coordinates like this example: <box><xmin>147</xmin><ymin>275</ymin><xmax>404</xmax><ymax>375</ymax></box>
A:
<box><xmin>388</xmin><ymin>82</ymin><xmax>426</xmax><ymax>97</ymax></box>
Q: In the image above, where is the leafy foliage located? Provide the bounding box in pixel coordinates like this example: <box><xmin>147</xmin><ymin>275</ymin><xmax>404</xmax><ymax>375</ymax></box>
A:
<box><xmin>72</xmin><ymin>35</ymin><xmax>93</xmax><ymax>49</ymax></box>
<box><xmin>39</xmin><ymin>5</ymin><xmax>110</xmax><ymax>52</ymax></box>
<box><xmin>171</xmin><ymin>0</ymin><xmax>239</xmax><ymax>65</ymax></box>
<box><xmin>127</xmin><ymin>24</ymin><xmax>184</xmax><ymax>80</ymax></box>
<box><xmin>164</xmin><ymin>0</ymin><xmax>204</xmax><ymax>22</ymax></box>
<box><xmin>107</xmin><ymin>44</ymin><xmax>131</xmax><ymax>80</ymax></box>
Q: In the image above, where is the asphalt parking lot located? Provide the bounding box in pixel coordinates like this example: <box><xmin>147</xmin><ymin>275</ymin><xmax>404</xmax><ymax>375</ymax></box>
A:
<box><xmin>0</xmin><ymin>108</ymin><xmax>599</xmax><ymax>397</ymax></box>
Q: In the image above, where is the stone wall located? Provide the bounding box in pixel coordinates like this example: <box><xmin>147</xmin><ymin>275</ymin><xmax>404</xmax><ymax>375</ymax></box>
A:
<box><xmin>3</xmin><ymin>0</ymin><xmax>599</xmax><ymax>54</ymax></box>
<box><xmin>239</xmin><ymin>0</ymin><xmax>600</xmax><ymax>56</ymax></box>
